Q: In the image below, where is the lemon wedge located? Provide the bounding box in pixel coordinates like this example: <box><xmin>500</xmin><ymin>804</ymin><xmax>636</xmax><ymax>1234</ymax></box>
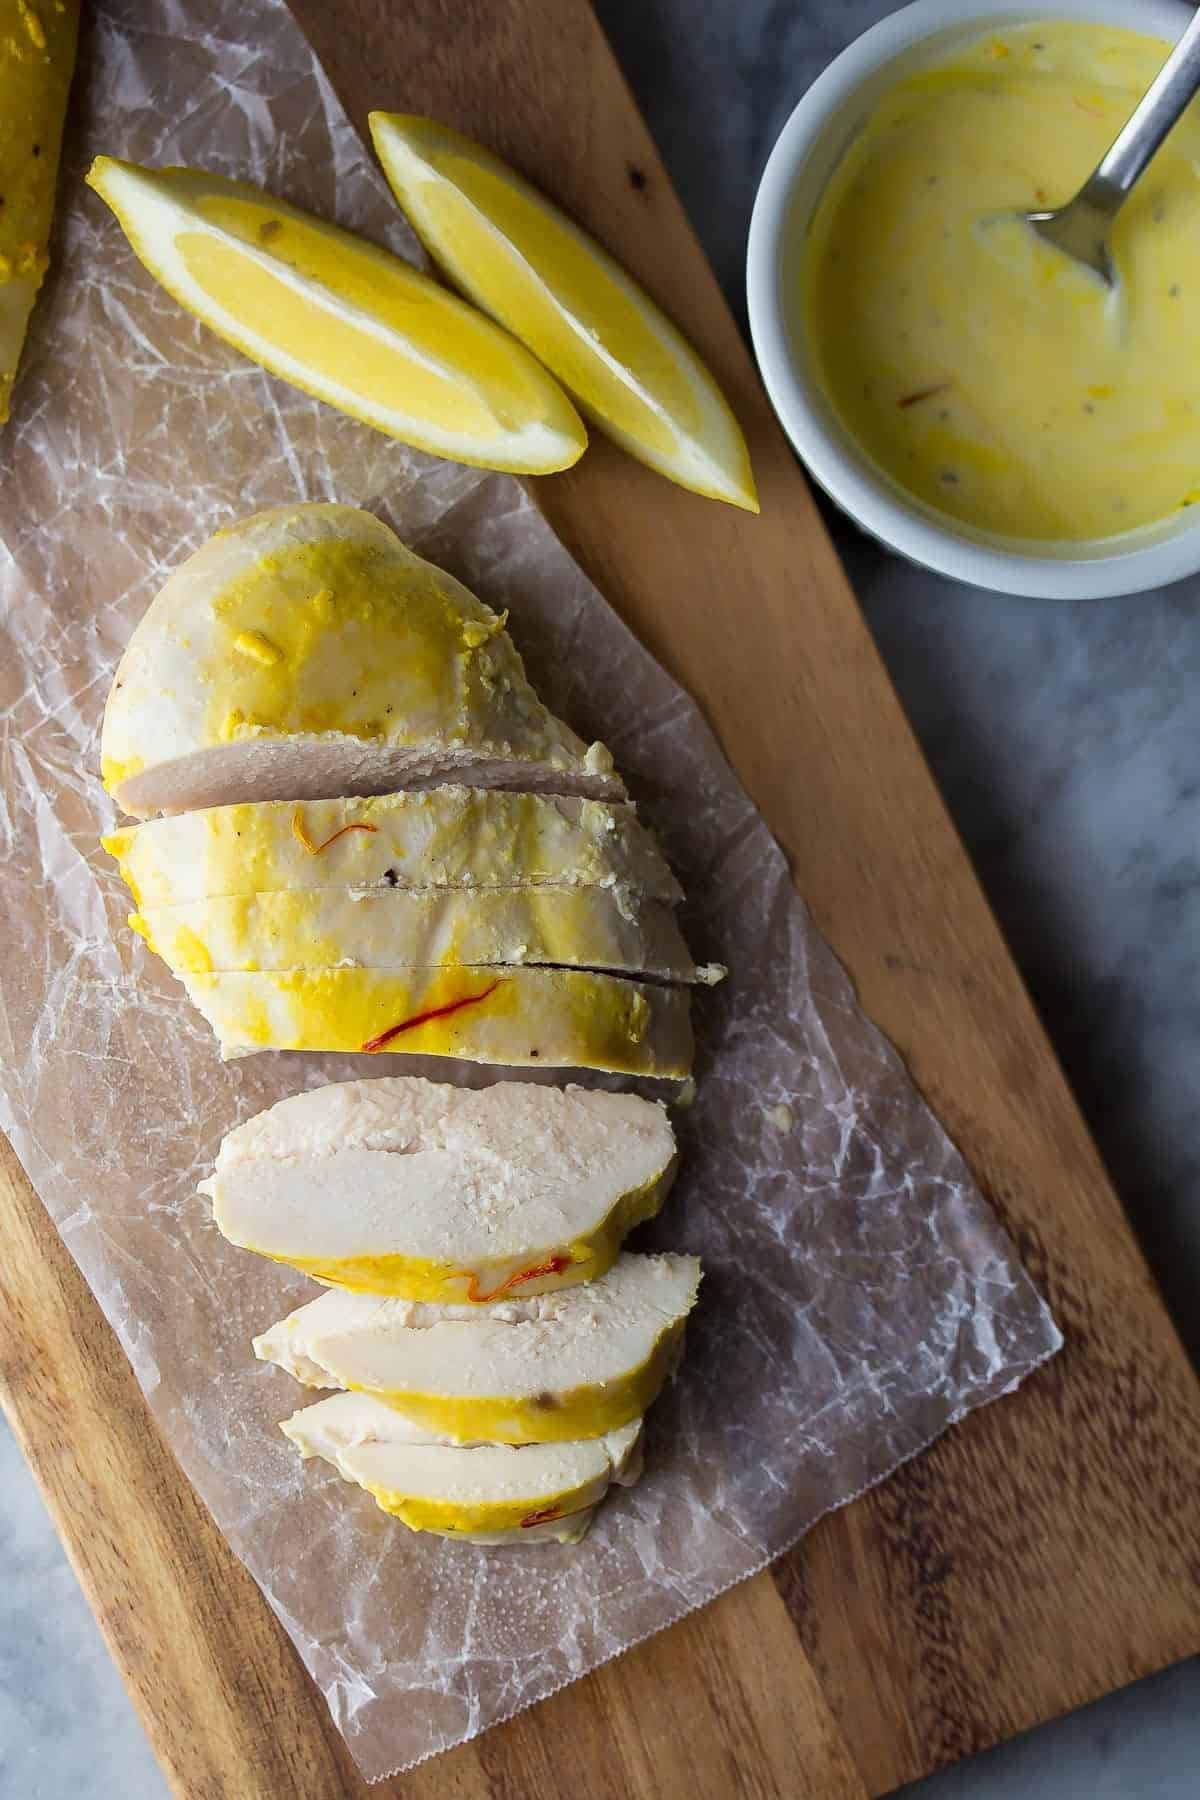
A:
<box><xmin>370</xmin><ymin>115</ymin><xmax>758</xmax><ymax>512</ymax></box>
<box><xmin>85</xmin><ymin>156</ymin><xmax>586</xmax><ymax>474</ymax></box>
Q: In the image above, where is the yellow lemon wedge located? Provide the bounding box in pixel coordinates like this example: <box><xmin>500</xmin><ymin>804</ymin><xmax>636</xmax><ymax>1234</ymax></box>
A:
<box><xmin>0</xmin><ymin>0</ymin><xmax>80</xmax><ymax>423</ymax></box>
<box><xmin>84</xmin><ymin>156</ymin><xmax>586</xmax><ymax>474</ymax></box>
<box><xmin>369</xmin><ymin>114</ymin><xmax>758</xmax><ymax>512</ymax></box>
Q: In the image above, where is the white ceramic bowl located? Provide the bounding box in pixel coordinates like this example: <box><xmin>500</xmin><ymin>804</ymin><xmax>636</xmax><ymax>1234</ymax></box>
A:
<box><xmin>747</xmin><ymin>0</ymin><xmax>1199</xmax><ymax>598</ymax></box>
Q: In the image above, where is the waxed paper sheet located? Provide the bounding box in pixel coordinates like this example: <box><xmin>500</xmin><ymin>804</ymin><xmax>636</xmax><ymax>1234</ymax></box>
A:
<box><xmin>0</xmin><ymin>0</ymin><xmax>1062</xmax><ymax>1780</ymax></box>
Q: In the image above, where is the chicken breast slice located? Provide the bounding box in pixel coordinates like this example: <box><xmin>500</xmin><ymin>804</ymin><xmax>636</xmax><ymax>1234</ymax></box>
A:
<box><xmin>255</xmin><ymin>1251</ymin><xmax>702</xmax><ymax>1443</ymax></box>
<box><xmin>281</xmin><ymin>1391</ymin><xmax>643</xmax><ymax>1542</ymax></box>
<box><xmin>204</xmin><ymin>1077</ymin><xmax>678</xmax><ymax>1300</ymax></box>
<box><xmin>101</xmin><ymin>504</ymin><xmax>623</xmax><ymax>817</ymax></box>
<box><xmin>136</xmin><ymin>886</ymin><xmax>697</xmax><ymax>982</ymax></box>
<box><xmin>181</xmin><ymin>964</ymin><xmax>694</xmax><ymax>1076</ymax></box>
<box><xmin>102</xmin><ymin>785</ymin><xmax>682</xmax><ymax>911</ymax></box>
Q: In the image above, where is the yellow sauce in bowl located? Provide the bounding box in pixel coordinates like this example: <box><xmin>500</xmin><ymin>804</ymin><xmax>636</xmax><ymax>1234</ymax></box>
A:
<box><xmin>803</xmin><ymin>20</ymin><xmax>1200</xmax><ymax>541</ymax></box>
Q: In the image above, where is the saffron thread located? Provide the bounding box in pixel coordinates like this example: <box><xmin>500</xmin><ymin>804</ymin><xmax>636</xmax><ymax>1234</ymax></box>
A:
<box><xmin>292</xmin><ymin>808</ymin><xmax>379</xmax><ymax>855</ymax></box>
<box><xmin>462</xmin><ymin>1253</ymin><xmax>571</xmax><ymax>1305</ymax></box>
<box><xmin>520</xmin><ymin>1506</ymin><xmax>562</xmax><ymax>1529</ymax></box>
<box><xmin>898</xmin><ymin>379</ymin><xmax>954</xmax><ymax>409</ymax></box>
<box><xmin>361</xmin><ymin>978</ymin><xmax>503</xmax><ymax>1053</ymax></box>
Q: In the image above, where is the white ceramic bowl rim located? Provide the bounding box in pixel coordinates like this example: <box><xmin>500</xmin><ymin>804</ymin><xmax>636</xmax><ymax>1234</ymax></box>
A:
<box><xmin>746</xmin><ymin>0</ymin><xmax>1200</xmax><ymax>598</ymax></box>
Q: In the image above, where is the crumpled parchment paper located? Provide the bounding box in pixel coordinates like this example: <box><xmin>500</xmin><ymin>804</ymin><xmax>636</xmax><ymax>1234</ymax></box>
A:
<box><xmin>0</xmin><ymin>0</ymin><xmax>1063</xmax><ymax>1781</ymax></box>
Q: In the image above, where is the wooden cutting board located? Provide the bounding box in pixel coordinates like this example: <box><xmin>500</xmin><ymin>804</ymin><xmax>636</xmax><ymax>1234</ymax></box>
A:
<box><xmin>3</xmin><ymin>2</ymin><xmax>1199</xmax><ymax>1795</ymax></box>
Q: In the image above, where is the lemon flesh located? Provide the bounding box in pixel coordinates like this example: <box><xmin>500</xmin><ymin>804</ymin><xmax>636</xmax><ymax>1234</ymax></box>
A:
<box><xmin>370</xmin><ymin>114</ymin><xmax>758</xmax><ymax>510</ymax></box>
<box><xmin>85</xmin><ymin>156</ymin><xmax>586</xmax><ymax>473</ymax></box>
<box><xmin>0</xmin><ymin>0</ymin><xmax>80</xmax><ymax>422</ymax></box>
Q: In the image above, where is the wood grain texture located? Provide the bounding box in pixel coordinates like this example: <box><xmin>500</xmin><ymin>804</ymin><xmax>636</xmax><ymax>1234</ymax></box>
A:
<box><xmin>2</xmin><ymin>1</ymin><xmax>1198</xmax><ymax>1796</ymax></box>
<box><xmin>0</xmin><ymin>1139</ymin><xmax>364</xmax><ymax>1800</ymax></box>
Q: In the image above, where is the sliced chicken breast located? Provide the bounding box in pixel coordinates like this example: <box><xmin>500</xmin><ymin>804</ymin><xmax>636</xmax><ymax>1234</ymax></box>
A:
<box><xmin>181</xmin><ymin>964</ymin><xmax>694</xmax><ymax>1076</ymax></box>
<box><xmin>102</xmin><ymin>786</ymin><xmax>682</xmax><ymax>911</ymax></box>
<box><xmin>255</xmin><ymin>1251</ymin><xmax>702</xmax><ymax>1443</ymax></box>
<box><xmin>282</xmin><ymin>1391</ymin><xmax>643</xmax><ymax>1542</ymax></box>
<box><xmin>204</xmin><ymin>1077</ymin><xmax>678</xmax><ymax>1300</ymax></box>
<box><xmin>137</xmin><ymin>885</ymin><xmax>697</xmax><ymax>982</ymax></box>
<box><xmin>101</xmin><ymin>504</ymin><xmax>623</xmax><ymax>817</ymax></box>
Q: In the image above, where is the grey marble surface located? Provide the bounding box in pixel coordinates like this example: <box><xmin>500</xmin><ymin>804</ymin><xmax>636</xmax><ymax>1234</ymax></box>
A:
<box><xmin>2</xmin><ymin>2</ymin><xmax>1198</xmax><ymax>1796</ymax></box>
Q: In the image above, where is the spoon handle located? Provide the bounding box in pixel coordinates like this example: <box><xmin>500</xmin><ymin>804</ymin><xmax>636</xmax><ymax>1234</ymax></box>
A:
<box><xmin>1083</xmin><ymin>11</ymin><xmax>1200</xmax><ymax>212</ymax></box>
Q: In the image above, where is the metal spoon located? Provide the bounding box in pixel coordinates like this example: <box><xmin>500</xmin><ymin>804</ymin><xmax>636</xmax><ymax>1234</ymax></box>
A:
<box><xmin>1026</xmin><ymin>11</ymin><xmax>1200</xmax><ymax>284</ymax></box>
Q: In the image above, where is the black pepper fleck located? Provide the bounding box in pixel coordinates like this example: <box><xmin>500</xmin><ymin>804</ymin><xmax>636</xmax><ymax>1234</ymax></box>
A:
<box><xmin>382</xmin><ymin>868</ymin><xmax>399</xmax><ymax>886</ymax></box>
<box><xmin>627</xmin><ymin>164</ymin><xmax>647</xmax><ymax>191</ymax></box>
